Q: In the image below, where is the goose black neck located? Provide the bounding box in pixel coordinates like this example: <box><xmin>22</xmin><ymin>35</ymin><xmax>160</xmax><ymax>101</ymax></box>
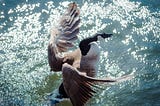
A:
<box><xmin>79</xmin><ymin>33</ymin><xmax>112</xmax><ymax>56</ymax></box>
<box><xmin>79</xmin><ymin>35</ymin><xmax>97</xmax><ymax>56</ymax></box>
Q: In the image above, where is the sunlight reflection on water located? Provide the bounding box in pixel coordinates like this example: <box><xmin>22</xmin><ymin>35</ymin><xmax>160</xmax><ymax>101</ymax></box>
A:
<box><xmin>0</xmin><ymin>0</ymin><xmax>160</xmax><ymax>105</ymax></box>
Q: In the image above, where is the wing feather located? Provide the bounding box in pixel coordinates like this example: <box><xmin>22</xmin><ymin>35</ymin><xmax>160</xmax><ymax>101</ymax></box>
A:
<box><xmin>62</xmin><ymin>63</ymin><xmax>116</xmax><ymax>106</ymax></box>
<box><xmin>50</xmin><ymin>2</ymin><xmax>80</xmax><ymax>53</ymax></box>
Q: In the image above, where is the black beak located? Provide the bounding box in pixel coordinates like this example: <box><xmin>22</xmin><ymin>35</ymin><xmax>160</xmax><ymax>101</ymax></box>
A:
<box><xmin>97</xmin><ymin>33</ymin><xmax>112</xmax><ymax>39</ymax></box>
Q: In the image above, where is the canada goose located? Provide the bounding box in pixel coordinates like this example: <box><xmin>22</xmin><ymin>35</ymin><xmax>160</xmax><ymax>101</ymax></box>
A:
<box><xmin>47</xmin><ymin>2</ymin><xmax>129</xmax><ymax>106</ymax></box>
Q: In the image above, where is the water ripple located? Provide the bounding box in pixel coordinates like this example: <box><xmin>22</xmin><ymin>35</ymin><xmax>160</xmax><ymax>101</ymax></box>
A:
<box><xmin>0</xmin><ymin>0</ymin><xmax>160</xmax><ymax>105</ymax></box>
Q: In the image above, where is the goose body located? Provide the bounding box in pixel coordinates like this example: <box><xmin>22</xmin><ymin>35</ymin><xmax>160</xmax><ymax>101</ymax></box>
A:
<box><xmin>48</xmin><ymin>2</ymin><xmax>115</xmax><ymax>106</ymax></box>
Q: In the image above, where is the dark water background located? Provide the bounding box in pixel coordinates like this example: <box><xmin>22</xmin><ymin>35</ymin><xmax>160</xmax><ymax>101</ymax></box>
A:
<box><xmin>0</xmin><ymin>0</ymin><xmax>160</xmax><ymax>106</ymax></box>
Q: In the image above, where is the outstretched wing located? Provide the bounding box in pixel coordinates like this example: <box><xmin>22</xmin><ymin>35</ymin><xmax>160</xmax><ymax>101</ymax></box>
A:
<box><xmin>49</xmin><ymin>2</ymin><xmax>80</xmax><ymax>53</ymax></box>
<box><xmin>62</xmin><ymin>63</ymin><xmax>116</xmax><ymax>106</ymax></box>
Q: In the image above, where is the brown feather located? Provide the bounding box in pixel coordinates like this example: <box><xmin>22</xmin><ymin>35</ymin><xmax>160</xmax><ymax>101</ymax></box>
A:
<box><xmin>49</xmin><ymin>2</ymin><xmax>80</xmax><ymax>54</ymax></box>
<box><xmin>62</xmin><ymin>63</ymin><xmax>116</xmax><ymax>106</ymax></box>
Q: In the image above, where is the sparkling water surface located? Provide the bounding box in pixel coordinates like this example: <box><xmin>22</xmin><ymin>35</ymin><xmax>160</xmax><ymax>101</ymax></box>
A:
<box><xmin>0</xmin><ymin>0</ymin><xmax>160</xmax><ymax>106</ymax></box>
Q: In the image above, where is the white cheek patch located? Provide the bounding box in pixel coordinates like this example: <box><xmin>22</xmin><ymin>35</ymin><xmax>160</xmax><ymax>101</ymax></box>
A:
<box><xmin>87</xmin><ymin>42</ymin><xmax>100</xmax><ymax>57</ymax></box>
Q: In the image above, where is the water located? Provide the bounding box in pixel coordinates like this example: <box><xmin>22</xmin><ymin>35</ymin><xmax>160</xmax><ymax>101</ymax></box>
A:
<box><xmin>0</xmin><ymin>0</ymin><xmax>160</xmax><ymax>106</ymax></box>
